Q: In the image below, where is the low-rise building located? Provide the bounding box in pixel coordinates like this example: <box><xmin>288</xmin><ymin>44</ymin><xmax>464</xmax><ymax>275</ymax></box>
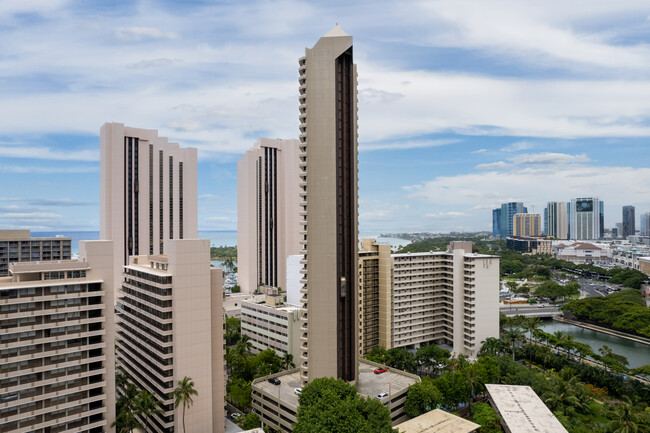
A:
<box><xmin>553</xmin><ymin>241</ymin><xmax>612</xmax><ymax>265</ymax></box>
<box><xmin>241</xmin><ymin>294</ymin><xmax>302</xmax><ymax>362</ymax></box>
<box><xmin>251</xmin><ymin>360</ymin><xmax>419</xmax><ymax>432</ymax></box>
<box><xmin>506</xmin><ymin>237</ymin><xmax>552</xmax><ymax>255</ymax></box>
<box><xmin>392</xmin><ymin>242</ymin><xmax>499</xmax><ymax>358</ymax></box>
<box><xmin>0</xmin><ymin>240</ymin><xmax>115</xmax><ymax>433</ymax></box>
<box><xmin>397</xmin><ymin>408</ymin><xmax>479</xmax><ymax>433</ymax></box>
<box><xmin>0</xmin><ymin>230</ymin><xmax>71</xmax><ymax>277</ymax></box>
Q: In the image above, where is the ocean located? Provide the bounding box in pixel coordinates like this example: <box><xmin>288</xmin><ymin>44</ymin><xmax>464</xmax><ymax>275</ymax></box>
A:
<box><xmin>32</xmin><ymin>230</ymin><xmax>409</xmax><ymax>254</ymax></box>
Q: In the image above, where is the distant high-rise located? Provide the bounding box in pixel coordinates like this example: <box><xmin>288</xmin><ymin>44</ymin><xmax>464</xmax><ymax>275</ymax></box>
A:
<box><xmin>100</xmin><ymin>123</ymin><xmax>198</xmax><ymax>290</ymax></box>
<box><xmin>570</xmin><ymin>197</ymin><xmax>602</xmax><ymax>240</ymax></box>
<box><xmin>513</xmin><ymin>213</ymin><xmax>541</xmax><ymax>237</ymax></box>
<box><xmin>299</xmin><ymin>25</ymin><xmax>359</xmax><ymax>384</ymax></box>
<box><xmin>622</xmin><ymin>205</ymin><xmax>636</xmax><ymax>238</ymax></box>
<box><xmin>641</xmin><ymin>212</ymin><xmax>650</xmax><ymax>236</ymax></box>
<box><xmin>492</xmin><ymin>208</ymin><xmax>502</xmax><ymax>237</ymax></box>
<box><xmin>500</xmin><ymin>202</ymin><xmax>527</xmax><ymax>239</ymax></box>
<box><xmin>0</xmin><ymin>230</ymin><xmax>71</xmax><ymax>276</ymax></box>
<box><xmin>237</xmin><ymin>138</ymin><xmax>301</xmax><ymax>293</ymax></box>
<box><xmin>545</xmin><ymin>202</ymin><xmax>569</xmax><ymax>239</ymax></box>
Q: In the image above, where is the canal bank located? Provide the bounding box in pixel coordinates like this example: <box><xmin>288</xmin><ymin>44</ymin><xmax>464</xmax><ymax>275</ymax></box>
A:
<box><xmin>540</xmin><ymin>318</ymin><xmax>650</xmax><ymax>369</ymax></box>
<box><xmin>554</xmin><ymin>317</ymin><xmax>650</xmax><ymax>346</ymax></box>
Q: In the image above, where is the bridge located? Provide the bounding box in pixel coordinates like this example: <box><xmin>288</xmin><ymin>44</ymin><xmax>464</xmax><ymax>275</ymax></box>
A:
<box><xmin>499</xmin><ymin>304</ymin><xmax>562</xmax><ymax>318</ymax></box>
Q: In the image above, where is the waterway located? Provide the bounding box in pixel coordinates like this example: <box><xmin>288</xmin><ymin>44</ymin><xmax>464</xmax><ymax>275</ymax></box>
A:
<box><xmin>540</xmin><ymin>319</ymin><xmax>650</xmax><ymax>368</ymax></box>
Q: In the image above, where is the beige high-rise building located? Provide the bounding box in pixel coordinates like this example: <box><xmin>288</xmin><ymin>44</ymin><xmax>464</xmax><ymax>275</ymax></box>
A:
<box><xmin>298</xmin><ymin>25</ymin><xmax>359</xmax><ymax>384</ymax></box>
<box><xmin>237</xmin><ymin>138</ymin><xmax>301</xmax><ymax>293</ymax></box>
<box><xmin>513</xmin><ymin>213</ymin><xmax>541</xmax><ymax>237</ymax></box>
<box><xmin>392</xmin><ymin>242</ymin><xmax>499</xmax><ymax>358</ymax></box>
<box><xmin>358</xmin><ymin>239</ymin><xmax>392</xmax><ymax>355</ymax></box>
<box><xmin>115</xmin><ymin>239</ymin><xmax>225</xmax><ymax>433</ymax></box>
<box><xmin>100</xmin><ymin>123</ymin><xmax>198</xmax><ymax>291</ymax></box>
<box><xmin>0</xmin><ymin>240</ymin><xmax>116</xmax><ymax>432</ymax></box>
<box><xmin>0</xmin><ymin>230</ymin><xmax>71</xmax><ymax>277</ymax></box>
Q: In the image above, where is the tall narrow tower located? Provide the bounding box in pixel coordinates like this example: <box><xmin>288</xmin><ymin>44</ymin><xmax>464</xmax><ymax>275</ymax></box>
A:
<box><xmin>299</xmin><ymin>25</ymin><xmax>359</xmax><ymax>384</ymax></box>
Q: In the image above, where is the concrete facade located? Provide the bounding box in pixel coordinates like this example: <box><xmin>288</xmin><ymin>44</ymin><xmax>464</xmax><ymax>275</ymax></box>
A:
<box><xmin>100</xmin><ymin>122</ymin><xmax>198</xmax><ymax>293</ymax></box>
<box><xmin>237</xmin><ymin>138</ymin><xmax>301</xmax><ymax>294</ymax></box>
<box><xmin>115</xmin><ymin>239</ymin><xmax>224</xmax><ymax>433</ymax></box>
<box><xmin>570</xmin><ymin>197</ymin><xmax>603</xmax><ymax>240</ymax></box>
<box><xmin>545</xmin><ymin>202</ymin><xmax>569</xmax><ymax>240</ymax></box>
<box><xmin>241</xmin><ymin>297</ymin><xmax>302</xmax><ymax>362</ymax></box>
<box><xmin>506</xmin><ymin>237</ymin><xmax>552</xmax><ymax>255</ymax></box>
<box><xmin>298</xmin><ymin>25</ymin><xmax>359</xmax><ymax>384</ymax></box>
<box><xmin>358</xmin><ymin>239</ymin><xmax>393</xmax><ymax>355</ymax></box>
<box><xmin>0</xmin><ymin>240</ymin><xmax>115</xmax><ymax>433</ymax></box>
<box><xmin>391</xmin><ymin>242</ymin><xmax>499</xmax><ymax>358</ymax></box>
<box><xmin>0</xmin><ymin>230</ymin><xmax>71</xmax><ymax>277</ymax></box>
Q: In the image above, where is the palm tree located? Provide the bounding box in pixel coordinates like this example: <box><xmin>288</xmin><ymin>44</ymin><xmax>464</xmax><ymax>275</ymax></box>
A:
<box><xmin>136</xmin><ymin>390</ymin><xmax>163</xmax><ymax>432</ymax></box>
<box><xmin>479</xmin><ymin>337</ymin><xmax>502</xmax><ymax>357</ymax></box>
<box><xmin>281</xmin><ymin>353</ymin><xmax>295</xmax><ymax>370</ymax></box>
<box><xmin>523</xmin><ymin>317</ymin><xmax>542</xmax><ymax>369</ymax></box>
<box><xmin>112</xmin><ymin>410</ymin><xmax>143</xmax><ymax>433</ymax></box>
<box><xmin>113</xmin><ymin>383</ymin><xmax>141</xmax><ymax>433</ymax></box>
<box><xmin>605</xmin><ymin>402</ymin><xmax>647</xmax><ymax>433</ymax></box>
<box><xmin>502</xmin><ymin>327</ymin><xmax>524</xmax><ymax>361</ymax></box>
<box><xmin>170</xmin><ymin>376</ymin><xmax>198</xmax><ymax>433</ymax></box>
<box><xmin>446</xmin><ymin>355</ymin><xmax>461</xmax><ymax>388</ymax></box>
<box><xmin>464</xmin><ymin>364</ymin><xmax>484</xmax><ymax>403</ymax></box>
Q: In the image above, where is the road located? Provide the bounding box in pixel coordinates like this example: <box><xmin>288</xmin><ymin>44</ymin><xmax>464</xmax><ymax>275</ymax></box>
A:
<box><xmin>500</xmin><ymin>303</ymin><xmax>562</xmax><ymax>317</ymax></box>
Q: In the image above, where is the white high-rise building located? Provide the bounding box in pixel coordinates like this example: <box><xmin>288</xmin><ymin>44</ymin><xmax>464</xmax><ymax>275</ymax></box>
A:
<box><xmin>100</xmin><ymin>123</ymin><xmax>198</xmax><ymax>291</ymax></box>
<box><xmin>237</xmin><ymin>138</ymin><xmax>301</xmax><ymax>293</ymax></box>
<box><xmin>570</xmin><ymin>197</ymin><xmax>603</xmax><ymax>240</ymax></box>
<box><xmin>641</xmin><ymin>212</ymin><xmax>650</xmax><ymax>236</ymax></box>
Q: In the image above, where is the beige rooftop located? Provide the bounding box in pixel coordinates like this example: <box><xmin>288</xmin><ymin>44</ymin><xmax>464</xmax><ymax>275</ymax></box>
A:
<box><xmin>397</xmin><ymin>409</ymin><xmax>479</xmax><ymax>433</ymax></box>
<box><xmin>486</xmin><ymin>384</ymin><xmax>568</xmax><ymax>433</ymax></box>
<box><xmin>324</xmin><ymin>24</ymin><xmax>349</xmax><ymax>37</ymax></box>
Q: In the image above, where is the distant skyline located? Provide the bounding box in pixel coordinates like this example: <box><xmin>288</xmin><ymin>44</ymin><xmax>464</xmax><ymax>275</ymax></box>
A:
<box><xmin>2</xmin><ymin>1</ymin><xmax>650</xmax><ymax>233</ymax></box>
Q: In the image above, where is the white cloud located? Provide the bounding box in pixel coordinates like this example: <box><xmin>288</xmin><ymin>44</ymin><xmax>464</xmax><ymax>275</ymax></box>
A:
<box><xmin>510</xmin><ymin>152</ymin><xmax>591</xmax><ymax>165</ymax></box>
<box><xmin>115</xmin><ymin>27</ymin><xmax>179</xmax><ymax>41</ymax></box>
<box><xmin>500</xmin><ymin>141</ymin><xmax>534</xmax><ymax>152</ymax></box>
<box><xmin>471</xmin><ymin>148</ymin><xmax>487</xmax><ymax>153</ymax></box>
<box><xmin>0</xmin><ymin>145</ymin><xmax>98</xmax><ymax>161</ymax></box>
<box><xmin>0</xmin><ymin>164</ymin><xmax>97</xmax><ymax>173</ymax></box>
<box><xmin>476</xmin><ymin>161</ymin><xmax>510</xmax><ymax>170</ymax></box>
<box><xmin>425</xmin><ymin>211</ymin><xmax>468</xmax><ymax>218</ymax></box>
<box><xmin>361</xmin><ymin>138</ymin><xmax>459</xmax><ymax>151</ymax></box>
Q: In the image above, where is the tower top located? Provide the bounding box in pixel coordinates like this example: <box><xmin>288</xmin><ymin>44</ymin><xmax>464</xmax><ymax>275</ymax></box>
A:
<box><xmin>324</xmin><ymin>24</ymin><xmax>349</xmax><ymax>38</ymax></box>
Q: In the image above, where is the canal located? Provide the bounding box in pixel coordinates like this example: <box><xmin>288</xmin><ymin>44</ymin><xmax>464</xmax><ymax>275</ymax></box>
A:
<box><xmin>540</xmin><ymin>319</ymin><xmax>650</xmax><ymax>368</ymax></box>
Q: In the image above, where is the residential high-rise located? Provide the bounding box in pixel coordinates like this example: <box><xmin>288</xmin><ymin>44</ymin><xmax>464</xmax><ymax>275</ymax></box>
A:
<box><xmin>358</xmin><ymin>239</ymin><xmax>392</xmax><ymax>355</ymax></box>
<box><xmin>513</xmin><ymin>213</ymin><xmax>541</xmax><ymax>237</ymax></box>
<box><xmin>0</xmin><ymin>230</ymin><xmax>71</xmax><ymax>276</ymax></box>
<box><xmin>545</xmin><ymin>202</ymin><xmax>569</xmax><ymax>239</ymax></box>
<box><xmin>237</xmin><ymin>138</ymin><xmax>301</xmax><ymax>293</ymax></box>
<box><xmin>641</xmin><ymin>212</ymin><xmax>650</xmax><ymax>236</ymax></box>
<box><xmin>100</xmin><ymin>123</ymin><xmax>198</xmax><ymax>291</ymax></box>
<box><xmin>570</xmin><ymin>197</ymin><xmax>602</xmax><ymax>240</ymax></box>
<box><xmin>0</xmin><ymin>240</ymin><xmax>115</xmax><ymax>432</ymax></box>
<box><xmin>298</xmin><ymin>25</ymin><xmax>359</xmax><ymax>384</ymax></box>
<box><xmin>622</xmin><ymin>205</ymin><xmax>636</xmax><ymax>238</ymax></box>
<box><xmin>391</xmin><ymin>242</ymin><xmax>499</xmax><ymax>358</ymax></box>
<box><xmin>499</xmin><ymin>202</ymin><xmax>527</xmax><ymax>240</ymax></box>
<box><xmin>492</xmin><ymin>208</ymin><xmax>502</xmax><ymax>238</ymax></box>
<box><xmin>115</xmin><ymin>239</ymin><xmax>225</xmax><ymax>433</ymax></box>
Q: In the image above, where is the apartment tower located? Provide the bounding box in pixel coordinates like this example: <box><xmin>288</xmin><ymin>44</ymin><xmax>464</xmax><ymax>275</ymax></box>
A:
<box><xmin>545</xmin><ymin>202</ymin><xmax>569</xmax><ymax>239</ymax></box>
<box><xmin>499</xmin><ymin>202</ymin><xmax>527</xmax><ymax>240</ymax></box>
<box><xmin>298</xmin><ymin>25</ymin><xmax>359</xmax><ymax>384</ymax></box>
<box><xmin>622</xmin><ymin>205</ymin><xmax>636</xmax><ymax>238</ymax></box>
<box><xmin>358</xmin><ymin>239</ymin><xmax>392</xmax><ymax>355</ymax></box>
<box><xmin>100</xmin><ymin>123</ymin><xmax>198</xmax><ymax>290</ymax></box>
<box><xmin>0</xmin><ymin>230</ymin><xmax>71</xmax><ymax>277</ymax></box>
<box><xmin>115</xmin><ymin>239</ymin><xmax>225</xmax><ymax>433</ymax></box>
<box><xmin>641</xmin><ymin>212</ymin><xmax>650</xmax><ymax>236</ymax></box>
<box><xmin>513</xmin><ymin>213</ymin><xmax>541</xmax><ymax>237</ymax></box>
<box><xmin>237</xmin><ymin>138</ymin><xmax>301</xmax><ymax>293</ymax></box>
<box><xmin>0</xmin><ymin>240</ymin><xmax>115</xmax><ymax>432</ymax></box>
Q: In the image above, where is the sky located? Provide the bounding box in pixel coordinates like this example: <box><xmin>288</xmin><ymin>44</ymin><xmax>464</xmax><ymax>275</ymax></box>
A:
<box><xmin>1</xmin><ymin>0</ymin><xmax>650</xmax><ymax>234</ymax></box>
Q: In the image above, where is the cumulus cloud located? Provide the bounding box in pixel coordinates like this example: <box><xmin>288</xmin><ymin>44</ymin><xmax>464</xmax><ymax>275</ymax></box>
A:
<box><xmin>510</xmin><ymin>152</ymin><xmax>591</xmax><ymax>165</ymax></box>
<box><xmin>115</xmin><ymin>27</ymin><xmax>179</xmax><ymax>41</ymax></box>
<box><xmin>501</xmin><ymin>141</ymin><xmax>534</xmax><ymax>152</ymax></box>
<box><xmin>476</xmin><ymin>161</ymin><xmax>511</xmax><ymax>170</ymax></box>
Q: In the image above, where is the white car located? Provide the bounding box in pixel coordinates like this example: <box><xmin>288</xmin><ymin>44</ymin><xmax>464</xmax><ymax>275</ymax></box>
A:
<box><xmin>294</xmin><ymin>387</ymin><xmax>302</xmax><ymax>395</ymax></box>
<box><xmin>230</xmin><ymin>412</ymin><xmax>242</xmax><ymax>420</ymax></box>
<box><xmin>377</xmin><ymin>392</ymin><xmax>389</xmax><ymax>399</ymax></box>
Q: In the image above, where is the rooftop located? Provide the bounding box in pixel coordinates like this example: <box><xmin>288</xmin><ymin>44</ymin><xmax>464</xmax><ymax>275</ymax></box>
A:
<box><xmin>485</xmin><ymin>384</ymin><xmax>568</xmax><ymax>433</ymax></box>
<box><xmin>397</xmin><ymin>409</ymin><xmax>479</xmax><ymax>433</ymax></box>
<box><xmin>9</xmin><ymin>260</ymin><xmax>89</xmax><ymax>273</ymax></box>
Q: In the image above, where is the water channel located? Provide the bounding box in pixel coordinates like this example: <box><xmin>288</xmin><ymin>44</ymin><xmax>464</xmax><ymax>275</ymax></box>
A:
<box><xmin>539</xmin><ymin>319</ymin><xmax>650</xmax><ymax>368</ymax></box>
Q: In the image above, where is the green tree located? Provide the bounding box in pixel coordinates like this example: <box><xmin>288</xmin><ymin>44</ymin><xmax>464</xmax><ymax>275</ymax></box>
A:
<box><xmin>293</xmin><ymin>377</ymin><xmax>397</xmax><ymax>433</ymax></box>
<box><xmin>112</xmin><ymin>410</ymin><xmax>143</xmax><ymax>433</ymax></box>
<box><xmin>501</xmin><ymin>327</ymin><xmax>524</xmax><ymax>361</ymax></box>
<box><xmin>281</xmin><ymin>353</ymin><xmax>295</xmax><ymax>370</ymax></box>
<box><xmin>605</xmin><ymin>402</ymin><xmax>649</xmax><ymax>433</ymax></box>
<box><xmin>241</xmin><ymin>412</ymin><xmax>261</xmax><ymax>430</ymax></box>
<box><xmin>170</xmin><ymin>376</ymin><xmax>199</xmax><ymax>433</ymax></box>
<box><xmin>404</xmin><ymin>378</ymin><xmax>442</xmax><ymax>416</ymax></box>
<box><xmin>136</xmin><ymin>390</ymin><xmax>163</xmax><ymax>433</ymax></box>
<box><xmin>222</xmin><ymin>255</ymin><xmax>237</xmax><ymax>273</ymax></box>
<box><xmin>479</xmin><ymin>337</ymin><xmax>503</xmax><ymax>357</ymax></box>
<box><xmin>225</xmin><ymin>317</ymin><xmax>241</xmax><ymax>346</ymax></box>
<box><xmin>471</xmin><ymin>402</ymin><xmax>501</xmax><ymax>433</ymax></box>
<box><xmin>113</xmin><ymin>382</ymin><xmax>140</xmax><ymax>432</ymax></box>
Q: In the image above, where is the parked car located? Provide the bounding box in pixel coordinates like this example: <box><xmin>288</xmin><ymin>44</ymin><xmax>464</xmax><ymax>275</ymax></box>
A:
<box><xmin>374</xmin><ymin>367</ymin><xmax>388</xmax><ymax>374</ymax></box>
<box><xmin>537</xmin><ymin>304</ymin><xmax>545</xmax><ymax>308</ymax></box>
<box><xmin>268</xmin><ymin>377</ymin><xmax>281</xmax><ymax>385</ymax></box>
<box><xmin>230</xmin><ymin>412</ymin><xmax>242</xmax><ymax>420</ymax></box>
<box><xmin>294</xmin><ymin>387</ymin><xmax>302</xmax><ymax>395</ymax></box>
<box><xmin>377</xmin><ymin>392</ymin><xmax>389</xmax><ymax>399</ymax></box>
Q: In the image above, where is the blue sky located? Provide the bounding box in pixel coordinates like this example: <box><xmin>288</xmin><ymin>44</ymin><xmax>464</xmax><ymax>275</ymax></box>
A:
<box><xmin>1</xmin><ymin>0</ymin><xmax>650</xmax><ymax>233</ymax></box>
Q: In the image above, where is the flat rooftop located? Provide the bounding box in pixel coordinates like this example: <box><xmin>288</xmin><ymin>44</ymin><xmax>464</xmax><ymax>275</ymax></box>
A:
<box><xmin>397</xmin><ymin>409</ymin><xmax>479</xmax><ymax>433</ymax></box>
<box><xmin>254</xmin><ymin>360</ymin><xmax>419</xmax><ymax>410</ymax></box>
<box><xmin>10</xmin><ymin>260</ymin><xmax>89</xmax><ymax>273</ymax></box>
<box><xmin>485</xmin><ymin>384</ymin><xmax>568</xmax><ymax>433</ymax></box>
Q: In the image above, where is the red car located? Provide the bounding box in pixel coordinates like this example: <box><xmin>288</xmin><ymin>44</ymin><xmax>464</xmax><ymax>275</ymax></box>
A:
<box><xmin>374</xmin><ymin>367</ymin><xmax>388</xmax><ymax>374</ymax></box>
